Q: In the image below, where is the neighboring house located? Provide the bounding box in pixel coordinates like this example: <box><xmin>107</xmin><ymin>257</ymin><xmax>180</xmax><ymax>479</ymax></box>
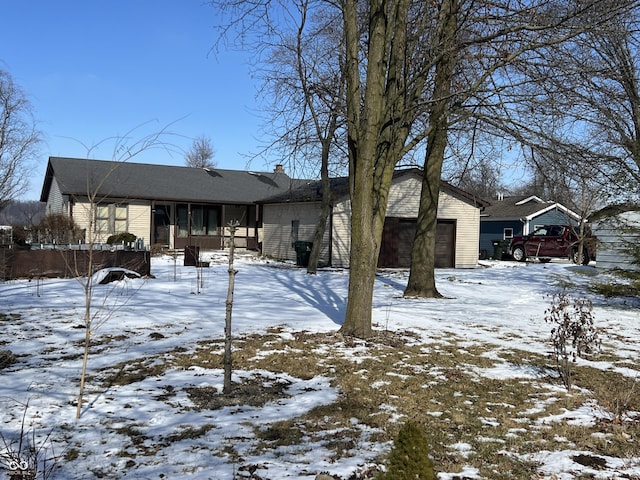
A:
<box><xmin>260</xmin><ymin>169</ymin><xmax>488</xmax><ymax>269</ymax></box>
<box><xmin>40</xmin><ymin>157</ymin><xmax>298</xmax><ymax>250</ymax></box>
<box><xmin>479</xmin><ymin>195</ymin><xmax>580</xmax><ymax>259</ymax></box>
<box><xmin>590</xmin><ymin>204</ymin><xmax>640</xmax><ymax>271</ymax></box>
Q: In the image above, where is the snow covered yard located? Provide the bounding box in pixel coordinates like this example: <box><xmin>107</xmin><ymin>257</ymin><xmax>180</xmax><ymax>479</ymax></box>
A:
<box><xmin>0</xmin><ymin>253</ymin><xmax>639</xmax><ymax>480</ymax></box>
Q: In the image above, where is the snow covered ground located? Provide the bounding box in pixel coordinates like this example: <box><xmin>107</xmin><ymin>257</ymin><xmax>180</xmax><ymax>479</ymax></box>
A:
<box><xmin>0</xmin><ymin>253</ymin><xmax>638</xmax><ymax>479</ymax></box>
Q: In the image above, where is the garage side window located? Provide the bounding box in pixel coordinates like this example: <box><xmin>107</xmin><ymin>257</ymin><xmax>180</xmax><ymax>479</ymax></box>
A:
<box><xmin>503</xmin><ymin>228</ymin><xmax>513</xmax><ymax>240</ymax></box>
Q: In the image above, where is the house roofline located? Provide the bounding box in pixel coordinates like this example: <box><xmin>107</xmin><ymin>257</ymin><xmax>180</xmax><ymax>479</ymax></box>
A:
<box><xmin>523</xmin><ymin>202</ymin><xmax>580</xmax><ymax>221</ymax></box>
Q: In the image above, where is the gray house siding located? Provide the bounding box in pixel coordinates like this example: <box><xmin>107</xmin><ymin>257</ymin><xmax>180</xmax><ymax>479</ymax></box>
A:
<box><xmin>592</xmin><ymin>210</ymin><xmax>640</xmax><ymax>271</ymax></box>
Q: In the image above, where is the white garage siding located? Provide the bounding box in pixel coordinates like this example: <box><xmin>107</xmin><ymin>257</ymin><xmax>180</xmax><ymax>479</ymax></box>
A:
<box><xmin>331</xmin><ymin>198</ymin><xmax>352</xmax><ymax>268</ymax></box>
<box><xmin>439</xmin><ymin>193</ymin><xmax>480</xmax><ymax>268</ymax></box>
<box><xmin>386</xmin><ymin>175</ymin><xmax>422</xmax><ymax>217</ymax></box>
<box><xmin>262</xmin><ymin>202</ymin><xmax>331</xmax><ymax>265</ymax></box>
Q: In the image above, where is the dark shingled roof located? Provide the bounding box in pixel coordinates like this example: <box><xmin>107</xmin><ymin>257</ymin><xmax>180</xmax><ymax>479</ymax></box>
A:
<box><xmin>40</xmin><ymin>157</ymin><xmax>301</xmax><ymax>204</ymax></box>
<box><xmin>260</xmin><ymin>169</ymin><xmax>489</xmax><ymax>208</ymax></box>
<box><xmin>481</xmin><ymin>195</ymin><xmax>557</xmax><ymax>220</ymax></box>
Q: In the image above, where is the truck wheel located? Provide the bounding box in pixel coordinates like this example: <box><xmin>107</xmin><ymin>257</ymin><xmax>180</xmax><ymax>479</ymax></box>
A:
<box><xmin>572</xmin><ymin>249</ymin><xmax>590</xmax><ymax>265</ymax></box>
<box><xmin>512</xmin><ymin>245</ymin><xmax>526</xmax><ymax>262</ymax></box>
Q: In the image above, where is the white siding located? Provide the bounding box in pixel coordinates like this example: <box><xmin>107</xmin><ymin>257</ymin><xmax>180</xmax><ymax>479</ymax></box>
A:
<box><xmin>438</xmin><ymin>191</ymin><xmax>480</xmax><ymax>268</ymax></box>
<box><xmin>387</xmin><ymin>176</ymin><xmax>422</xmax><ymax>217</ymax></box>
<box><xmin>593</xmin><ymin>211</ymin><xmax>640</xmax><ymax>271</ymax></box>
<box><xmin>331</xmin><ymin>198</ymin><xmax>352</xmax><ymax>267</ymax></box>
<box><xmin>127</xmin><ymin>201</ymin><xmax>151</xmax><ymax>246</ymax></box>
<box><xmin>263</xmin><ymin>203</ymin><xmax>331</xmax><ymax>265</ymax></box>
<box><xmin>72</xmin><ymin>198</ymin><xmax>151</xmax><ymax>244</ymax></box>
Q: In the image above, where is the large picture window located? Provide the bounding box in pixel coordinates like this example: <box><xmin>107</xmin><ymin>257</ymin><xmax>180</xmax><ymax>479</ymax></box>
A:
<box><xmin>177</xmin><ymin>204</ymin><xmax>220</xmax><ymax>238</ymax></box>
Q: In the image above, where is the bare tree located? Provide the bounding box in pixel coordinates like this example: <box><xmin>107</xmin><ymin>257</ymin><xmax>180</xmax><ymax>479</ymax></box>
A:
<box><xmin>223</xmin><ymin>221</ymin><xmax>239</xmax><ymax>394</ymax></box>
<box><xmin>475</xmin><ymin>2</ymin><xmax>640</xmax><ymax>204</ymax></box>
<box><xmin>215</xmin><ymin>0</ymin><xmax>346</xmax><ymax>273</ymax></box>
<box><xmin>0</xmin><ymin>200</ymin><xmax>45</xmax><ymax>227</ymax></box>
<box><xmin>452</xmin><ymin>158</ymin><xmax>507</xmax><ymax>201</ymax></box>
<box><xmin>0</xmin><ymin>68</ymin><xmax>41</xmax><ymax>210</ymax></box>
<box><xmin>209</xmin><ymin>0</ymin><xmax>636</xmax><ymax>336</ymax></box>
<box><xmin>185</xmin><ymin>134</ymin><xmax>216</xmax><ymax>169</ymax></box>
<box><xmin>405</xmin><ymin>0</ymin><xmax>638</xmax><ymax>298</ymax></box>
<box><xmin>68</xmin><ymin>127</ymin><xmax>173</xmax><ymax>418</ymax></box>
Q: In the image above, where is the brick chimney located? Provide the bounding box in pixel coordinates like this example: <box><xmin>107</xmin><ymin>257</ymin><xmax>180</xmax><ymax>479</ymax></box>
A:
<box><xmin>274</xmin><ymin>164</ymin><xmax>284</xmax><ymax>174</ymax></box>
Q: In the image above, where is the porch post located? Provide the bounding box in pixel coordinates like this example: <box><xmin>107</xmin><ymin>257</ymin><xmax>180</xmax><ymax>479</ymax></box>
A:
<box><xmin>221</xmin><ymin>205</ymin><xmax>226</xmax><ymax>249</ymax></box>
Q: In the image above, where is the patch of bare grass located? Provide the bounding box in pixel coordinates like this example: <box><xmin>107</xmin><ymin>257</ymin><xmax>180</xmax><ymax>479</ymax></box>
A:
<box><xmin>185</xmin><ymin>375</ymin><xmax>291</xmax><ymax>410</ymax></box>
<box><xmin>84</xmin><ymin>327</ymin><xmax>640</xmax><ymax>478</ymax></box>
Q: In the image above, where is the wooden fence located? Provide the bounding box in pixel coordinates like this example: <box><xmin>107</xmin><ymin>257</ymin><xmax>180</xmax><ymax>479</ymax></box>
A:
<box><xmin>1</xmin><ymin>247</ymin><xmax>150</xmax><ymax>280</ymax></box>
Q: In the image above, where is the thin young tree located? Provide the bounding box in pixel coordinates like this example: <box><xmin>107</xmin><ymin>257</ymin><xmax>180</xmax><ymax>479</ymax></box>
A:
<box><xmin>69</xmin><ymin>126</ymin><xmax>173</xmax><ymax>418</ymax></box>
<box><xmin>223</xmin><ymin>221</ymin><xmax>239</xmax><ymax>394</ymax></box>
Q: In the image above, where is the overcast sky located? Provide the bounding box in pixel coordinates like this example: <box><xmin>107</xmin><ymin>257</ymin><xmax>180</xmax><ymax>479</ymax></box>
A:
<box><xmin>1</xmin><ymin>0</ymin><xmax>278</xmax><ymax>201</ymax></box>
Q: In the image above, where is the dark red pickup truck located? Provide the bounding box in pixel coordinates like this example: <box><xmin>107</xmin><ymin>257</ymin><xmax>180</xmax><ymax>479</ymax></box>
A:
<box><xmin>508</xmin><ymin>225</ymin><xmax>595</xmax><ymax>265</ymax></box>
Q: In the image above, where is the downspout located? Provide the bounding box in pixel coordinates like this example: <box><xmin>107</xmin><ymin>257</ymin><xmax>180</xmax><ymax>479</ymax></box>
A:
<box><xmin>329</xmin><ymin>205</ymin><xmax>334</xmax><ymax>267</ymax></box>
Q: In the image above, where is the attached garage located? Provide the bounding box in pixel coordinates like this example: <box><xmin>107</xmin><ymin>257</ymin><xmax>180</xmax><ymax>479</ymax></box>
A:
<box><xmin>261</xmin><ymin>169</ymin><xmax>487</xmax><ymax>269</ymax></box>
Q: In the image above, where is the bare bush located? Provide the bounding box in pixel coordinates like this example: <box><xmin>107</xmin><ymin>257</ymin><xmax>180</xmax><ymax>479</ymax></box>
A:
<box><xmin>544</xmin><ymin>292</ymin><xmax>600</xmax><ymax>390</ymax></box>
<box><xmin>34</xmin><ymin>214</ymin><xmax>84</xmax><ymax>244</ymax></box>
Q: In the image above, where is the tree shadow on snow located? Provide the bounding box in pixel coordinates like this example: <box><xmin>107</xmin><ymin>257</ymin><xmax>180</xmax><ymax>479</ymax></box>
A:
<box><xmin>266</xmin><ymin>267</ymin><xmax>346</xmax><ymax>326</ymax></box>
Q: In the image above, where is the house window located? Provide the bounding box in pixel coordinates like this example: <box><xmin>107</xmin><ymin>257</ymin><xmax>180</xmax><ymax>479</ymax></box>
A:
<box><xmin>503</xmin><ymin>228</ymin><xmax>513</xmax><ymax>240</ymax></box>
<box><xmin>95</xmin><ymin>203</ymin><xmax>128</xmax><ymax>234</ymax></box>
<box><xmin>177</xmin><ymin>205</ymin><xmax>189</xmax><ymax>238</ymax></box>
<box><xmin>177</xmin><ymin>204</ymin><xmax>220</xmax><ymax>238</ymax></box>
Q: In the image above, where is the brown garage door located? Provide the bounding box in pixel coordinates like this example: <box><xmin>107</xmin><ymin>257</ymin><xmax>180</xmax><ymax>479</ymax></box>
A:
<box><xmin>378</xmin><ymin>218</ymin><xmax>456</xmax><ymax>268</ymax></box>
<box><xmin>434</xmin><ymin>220</ymin><xmax>455</xmax><ymax>268</ymax></box>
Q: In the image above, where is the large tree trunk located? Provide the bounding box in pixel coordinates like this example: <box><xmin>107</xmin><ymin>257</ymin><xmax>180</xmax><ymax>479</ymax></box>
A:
<box><xmin>404</xmin><ymin>143</ymin><xmax>445</xmax><ymax>298</ymax></box>
<box><xmin>343</xmin><ymin>171</ymin><xmax>378</xmax><ymax>338</ymax></box>
<box><xmin>404</xmin><ymin>0</ymin><xmax>458</xmax><ymax>299</ymax></box>
<box><xmin>340</xmin><ymin>0</ymin><xmax>389</xmax><ymax>338</ymax></box>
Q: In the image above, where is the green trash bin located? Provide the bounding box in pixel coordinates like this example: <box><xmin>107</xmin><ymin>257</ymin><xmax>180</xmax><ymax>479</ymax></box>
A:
<box><xmin>294</xmin><ymin>241</ymin><xmax>313</xmax><ymax>267</ymax></box>
<box><xmin>491</xmin><ymin>239</ymin><xmax>510</xmax><ymax>260</ymax></box>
